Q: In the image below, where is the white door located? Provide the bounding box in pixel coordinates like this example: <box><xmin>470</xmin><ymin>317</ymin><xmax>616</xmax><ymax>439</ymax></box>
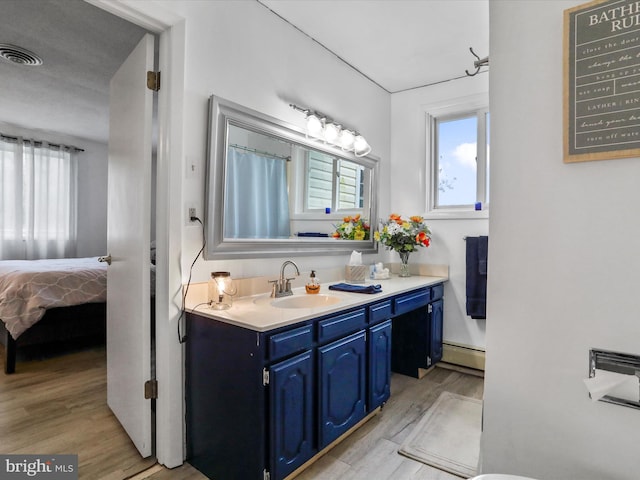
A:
<box><xmin>106</xmin><ymin>33</ymin><xmax>154</xmax><ymax>457</ymax></box>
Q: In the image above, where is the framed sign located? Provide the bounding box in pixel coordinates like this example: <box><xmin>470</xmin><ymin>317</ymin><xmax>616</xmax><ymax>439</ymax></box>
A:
<box><xmin>564</xmin><ymin>0</ymin><xmax>640</xmax><ymax>163</ymax></box>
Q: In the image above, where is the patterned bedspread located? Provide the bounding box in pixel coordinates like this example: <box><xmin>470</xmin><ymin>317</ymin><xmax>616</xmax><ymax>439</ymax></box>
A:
<box><xmin>0</xmin><ymin>257</ymin><xmax>107</xmax><ymax>340</ymax></box>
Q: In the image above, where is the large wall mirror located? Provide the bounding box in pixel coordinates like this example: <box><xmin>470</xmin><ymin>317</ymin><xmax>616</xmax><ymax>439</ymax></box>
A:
<box><xmin>205</xmin><ymin>95</ymin><xmax>379</xmax><ymax>259</ymax></box>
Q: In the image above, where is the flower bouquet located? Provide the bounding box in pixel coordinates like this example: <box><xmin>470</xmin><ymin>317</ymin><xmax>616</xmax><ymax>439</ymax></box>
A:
<box><xmin>374</xmin><ymin>214</ymin><xmax>431</xmax><ymax>276</ymax></box>
<box><xmin>332</xmin><ymin>214</ymin><xmax>370</xmax><ymax>240</ymax></box>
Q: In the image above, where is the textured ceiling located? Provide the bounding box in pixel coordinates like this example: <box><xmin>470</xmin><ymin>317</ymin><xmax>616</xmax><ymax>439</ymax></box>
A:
<box><xmin>0</xmin><ymin>0</ymin><xmax>488</xmax><ymax>145</ymax></box>
<box><xmin>0</xmin><ymin>0</ymin><xmax>146</xmax><ymax>144</ymax></box>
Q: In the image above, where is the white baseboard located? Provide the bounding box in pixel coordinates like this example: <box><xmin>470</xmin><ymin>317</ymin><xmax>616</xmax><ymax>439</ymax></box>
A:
<box><xmin>442</xmin><ymin>342</ymin><xmax>485</xmax><ymax>371</ymax></box>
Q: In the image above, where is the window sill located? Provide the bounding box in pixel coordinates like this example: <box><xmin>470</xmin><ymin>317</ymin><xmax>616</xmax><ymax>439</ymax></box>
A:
<box><xmin>424</xmin><ymin>209</ymin><xmax>489</xmax><ymax>220</ymax></box>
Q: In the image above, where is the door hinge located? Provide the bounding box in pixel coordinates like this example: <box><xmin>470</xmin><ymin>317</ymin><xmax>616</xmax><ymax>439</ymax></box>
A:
<box><xmin>263</xmin><ymin>469</ymin><xmax>270</xmax><ymax>480</ymax></box>
<box><xmin>147</xmin><ymin>71</ymin><xmax>161</xmax><ymax>91</ymax></box>
<box><xmin>428</xmin><ymin>304</ymin><xmax>433</xmax><ymax>314</ymax></box>
<box><xmin>144</xmin><ymin>379</ymin><xmax>158</xmax><ymax>399</ymax></box>
<box><xmin>427</xmin><ymin>355</ymin><xmax>432</xmax><ymax>367</ymax></box>
<box><xmin>263</xmin><ymin>368</ymin><xmax>269</xmax><ymax>386</ymax></box>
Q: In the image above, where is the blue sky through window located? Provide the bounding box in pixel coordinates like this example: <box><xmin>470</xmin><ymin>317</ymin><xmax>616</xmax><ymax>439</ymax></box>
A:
<box><xmin>437</xmin><ymin>115</ymin><xmax>477</xmax><ymax>207</ymax></box>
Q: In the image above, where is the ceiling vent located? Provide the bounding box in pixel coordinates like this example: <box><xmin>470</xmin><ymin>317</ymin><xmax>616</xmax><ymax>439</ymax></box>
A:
<box><xmin>0</xmin><ymin>44</ymin><xmax>43</xmax><ymax>66</ymax></box>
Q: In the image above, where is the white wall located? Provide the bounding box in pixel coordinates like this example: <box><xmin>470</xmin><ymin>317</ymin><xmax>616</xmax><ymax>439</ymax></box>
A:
<box><xmin>77</xmin><ymin>140</ymin><xmax>108</xmax><ymax>257</ymax></box>
<box><xmin>166</xmin><ymin>1</ymin><xmax>390</xmax><ymax>283</ymax></box>
<box><xmin>0</xmin><ymin>121</ymin><xmax>107</xmax><ymax>258</ymax></box>
<box><xmin>482</xmin><ymin>1</ymin><xmax>640</xmax><ymax>479</ymax></box>
<box><xmin>390</xmin><ymin>76</ymin><xmax>489</xmax><ymax>349</ymax></box>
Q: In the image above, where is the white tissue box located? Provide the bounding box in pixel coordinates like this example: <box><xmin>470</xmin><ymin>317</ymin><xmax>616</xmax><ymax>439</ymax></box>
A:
<box><xmin>345</xmin><ymin>265</ymin><xmax>367</xmax><ymax>283</ymax></box>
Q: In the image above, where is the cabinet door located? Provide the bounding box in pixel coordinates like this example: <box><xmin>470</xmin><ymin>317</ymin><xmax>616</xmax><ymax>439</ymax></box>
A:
<box><xmin>368</xmin><ymin>320</ymin><xmax>392</xmax><ymax>410</ymax></box>
<box><xmin>429</xmin><ymin>299</ymin><xmax>444</xmax><ymax>365</ymax></box>
<box><xmin>318</xmin><ymin>331</ymin><xmax>367</xmax><ymax>448</ymax></box>
<box><xmin>270</xmin><ymin>350</ymin><xmax>315</xmax><ymax>480</ymax></box>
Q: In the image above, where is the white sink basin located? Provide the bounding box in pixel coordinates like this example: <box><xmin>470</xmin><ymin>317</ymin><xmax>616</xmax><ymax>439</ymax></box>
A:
<box><xmin>270</xmin><ymin>294</ymin><xmax>341</xmax><ymax>309</ymax></box>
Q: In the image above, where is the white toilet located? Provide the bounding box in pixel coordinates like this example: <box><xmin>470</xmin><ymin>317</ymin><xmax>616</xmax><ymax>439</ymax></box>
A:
<box><xmin>470</xmin><ymin>475</ymin><xmax>538</xmax><ymax>480</ymax></box>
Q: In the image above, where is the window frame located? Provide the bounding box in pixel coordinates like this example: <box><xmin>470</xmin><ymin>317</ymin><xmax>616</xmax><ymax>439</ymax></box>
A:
<box><xmin>425</xmin><ymin>94</ymin><xmax>489</xmax><ymax>220</ymax></box>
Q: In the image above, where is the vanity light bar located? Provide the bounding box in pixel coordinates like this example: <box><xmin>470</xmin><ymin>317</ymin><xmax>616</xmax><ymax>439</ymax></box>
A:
<box><xmin>289</xmin><ymin>103</ymin><xmax>371</xmax><ymax>157</ymax></box>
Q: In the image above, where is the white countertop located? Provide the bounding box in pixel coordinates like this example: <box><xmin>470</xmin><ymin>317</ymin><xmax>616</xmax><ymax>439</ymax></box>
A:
<box><xmin>186</xmin><ymin>274</ymin><xmax>447</xmax><ymax>332</ymax></box>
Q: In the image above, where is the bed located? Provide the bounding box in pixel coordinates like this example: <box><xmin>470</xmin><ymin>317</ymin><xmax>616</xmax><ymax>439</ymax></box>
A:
<box><xmin>0</xmin><ymin>257</ymin><xmax>107</xmax><ymax>374</ymax></box>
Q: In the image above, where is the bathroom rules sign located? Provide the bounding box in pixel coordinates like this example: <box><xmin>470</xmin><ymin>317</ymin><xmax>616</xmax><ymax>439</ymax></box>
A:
<box><xmin>564</xmin><ymin>0</ymin><xmax>640</xmax><ymax>163</ymax></box>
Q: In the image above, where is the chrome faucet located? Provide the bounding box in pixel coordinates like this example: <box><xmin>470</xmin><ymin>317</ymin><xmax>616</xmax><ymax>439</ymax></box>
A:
<box><xmin>270</xmin><ymin>260</ymin><xmax>300</xmax><ymax>298</ymax></box>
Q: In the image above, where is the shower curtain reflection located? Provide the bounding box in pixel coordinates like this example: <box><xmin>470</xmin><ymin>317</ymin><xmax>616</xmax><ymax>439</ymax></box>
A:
<box><xmin>224</xmin><ymin>148</ymin><xmax>291</xmax><ymax>239</ymax></box>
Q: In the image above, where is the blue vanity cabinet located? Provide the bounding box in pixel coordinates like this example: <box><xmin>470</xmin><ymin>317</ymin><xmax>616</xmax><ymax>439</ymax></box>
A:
<box><xmin>391</xmin><ymin>283</ymin><xmax>444</xmax><ymax>378</ymax></box>
<box><xmin>186</xmin><ymin>283</ymin><xmax>443</xmax><ymax>480</ymax></box>
<box><xmin>367</xmin><ymin>300</ymin><xmax>393</xmax><ymax>410</ymax></box>
<box><xmin>318</xmin><ymin>330</ymin><xmax>367</xmax><ymax>448</ymax></box>
<box><xmin>428</xmin><ymin>283</ymin><xmax>444</xmax><ymax>365</ymax></box>
<box><xmin>429</xmin><ymin>297</ymin><xmax>444</xmax><ymax>365</ymax></box>
<box><xmin>270</xmin><ymin>349</ymin><xmax>315</xmax><ymax>480</ymax></box>
<box><xmin>368</xmin><ymin>320</ymin><xmax>392</xmax><ymax>409</ymax></box>
<box><xmin>186</xmin><ymin>313</ymin><xmax>268</xmax><ymax>480</ymax></box>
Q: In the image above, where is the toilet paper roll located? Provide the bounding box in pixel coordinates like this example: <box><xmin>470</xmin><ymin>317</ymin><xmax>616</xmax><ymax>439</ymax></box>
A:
<box><xmin>583</xmin><ymin>369</ymin><xmax>639</xmax><ymax>402</ymax></box>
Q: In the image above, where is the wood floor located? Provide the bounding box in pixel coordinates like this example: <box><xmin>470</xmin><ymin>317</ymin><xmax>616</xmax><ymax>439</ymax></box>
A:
<box><xmin>0</xmin><ymin>344</ymin><xmax>157</xmax><ymax>479</ymax></box>
<box><xmin>0</xmin><ymin>344</ymin><xmax>483</xmax><ymax>480</ymax></box>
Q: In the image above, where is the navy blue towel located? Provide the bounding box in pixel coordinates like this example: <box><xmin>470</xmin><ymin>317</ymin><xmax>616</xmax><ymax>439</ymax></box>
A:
<box><xmin>329</xmin><ymin>283</ymin><xmax>382</xmax><ymax>294</ymax></box>
<box><xmin>466</xmin><ymin>236</ymin><xmax>488</xmax><ymax>319</ymax></box>
<box><xmin>297</xmin><ymin>232</ymin><xmax>329</xmax><ymax>237</ymax></box>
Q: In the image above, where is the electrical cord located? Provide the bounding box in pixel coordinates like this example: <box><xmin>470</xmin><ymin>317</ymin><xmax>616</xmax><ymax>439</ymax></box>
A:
<box><xmin>190</xmin><ymin>301</ymin><xmax>211</xmax><ymax>311</ymax></box>
<box><xmin>177</xmin><ymin>216</ymin><xmax>205</xmax><ymax>344</ymax></box>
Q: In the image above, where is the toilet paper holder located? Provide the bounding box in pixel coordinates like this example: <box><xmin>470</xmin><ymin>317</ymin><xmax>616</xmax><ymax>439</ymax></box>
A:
<box><xmin>589</xmin><ymin>348</ymin><xmax>640</xmax><ymax>410</ymax></box>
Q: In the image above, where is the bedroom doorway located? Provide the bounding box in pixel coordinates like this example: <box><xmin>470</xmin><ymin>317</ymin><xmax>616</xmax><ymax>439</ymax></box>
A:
<box><xmin>0</xmin><ymin>0</ymin><xmax>186</xmax><ymax>469</ymax></box>
<box><xmin>91</xmin><ymin>0</ymin><xmax>187</xmax><ymax>468</ymax></box>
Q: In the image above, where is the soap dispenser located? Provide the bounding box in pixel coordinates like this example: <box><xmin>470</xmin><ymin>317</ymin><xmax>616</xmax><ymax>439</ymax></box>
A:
<box><xmin>305</xmin><ymin>270</ymin><xmax>320</xmax><ymax>294</ymax></box>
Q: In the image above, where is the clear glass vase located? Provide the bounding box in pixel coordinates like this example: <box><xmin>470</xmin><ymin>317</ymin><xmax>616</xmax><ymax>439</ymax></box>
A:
<box><xmin>398</xmin><ymin>251</ymin><xmax>411</xmax><ymax>277</ymax></box>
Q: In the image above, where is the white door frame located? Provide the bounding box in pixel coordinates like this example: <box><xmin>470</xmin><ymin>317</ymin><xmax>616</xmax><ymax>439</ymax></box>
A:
<box><xmin>84</xmin><ymin>0</ymin><xmax>186</xmax><ymax>468</ymax></box>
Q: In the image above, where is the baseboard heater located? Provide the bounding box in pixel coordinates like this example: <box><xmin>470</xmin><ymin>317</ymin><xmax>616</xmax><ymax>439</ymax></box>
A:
<box><xmin>442</xmin><ymin>342</ymin><xmax>485</xmax><ymax>371</ymax></box>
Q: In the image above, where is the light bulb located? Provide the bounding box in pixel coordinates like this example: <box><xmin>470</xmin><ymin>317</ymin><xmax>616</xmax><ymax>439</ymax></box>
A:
<box><xmin>323</xmin><ymin>122</ymin><xmax>340</xmax><ymax>144</ymax></box>
<box><xmin>339</xmin><ymin>129</ymin><xmax>355</xmax><ymax>150</ymax></box>
<box><xmin>354</xmin><ymin>135</ymin><xmax>371</xmax><ymax>157</ymax></box>
<box><xmin>306</xmin><ymin>114</ymin><xmax>323</xmax><ymax>138</ymax></box>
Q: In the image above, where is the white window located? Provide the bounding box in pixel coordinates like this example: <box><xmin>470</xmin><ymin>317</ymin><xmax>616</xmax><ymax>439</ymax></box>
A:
<box><xmin>0</xmin><ymin>135</ymin><xmax>78</xmax><ymax>260</ymax></box>
<box><xmin>426</xmin><ymin>95</ymin><xmax>489</xmax><ymax>218</ymax></box>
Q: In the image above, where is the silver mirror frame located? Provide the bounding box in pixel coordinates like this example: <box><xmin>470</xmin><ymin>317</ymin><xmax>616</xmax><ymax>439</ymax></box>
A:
<box><xmin>205</xmin><ymin>95</ymin><xmax>379</xmax><ymax>260</ymax></box>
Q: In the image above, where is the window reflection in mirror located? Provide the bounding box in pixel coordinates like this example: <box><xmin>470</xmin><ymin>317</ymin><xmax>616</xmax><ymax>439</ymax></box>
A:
<box><xmin>206</xmin><ymin>95</ymin><xmax>378</xmax><ymax>260</ymax></box>
<box><xmin>304</xmin><ymin>151</ymin><xmax>367</xmax><ymax>213</ymax></box>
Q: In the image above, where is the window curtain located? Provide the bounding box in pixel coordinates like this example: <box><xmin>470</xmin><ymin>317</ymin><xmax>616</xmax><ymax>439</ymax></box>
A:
<box><xmin>0</xmin><ymin>136</ymin><xmax>78</xmax><ymax>260</ymax></box>
<box><xmin>224</xmin><ymin>148</ymin><xmax>290</xmax><ymax>239</ymax></box>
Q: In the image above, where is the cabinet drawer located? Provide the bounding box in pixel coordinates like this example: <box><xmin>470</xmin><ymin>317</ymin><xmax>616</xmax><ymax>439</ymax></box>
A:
<box><xmin>393</xmin><ymin>288</ymin><xmax>430</xmax><ymax>316</ymax></box>
<box><xmin>431</xmin><ymin>283</ymin><xmax>444</xmax><ymax>301</ymax></box>
<box><xmin>268</xmin><ymin>324</ymin><xmax>313</xmax><ymax>361</ymax></box>
<box><xmin>317</xmin><ymin>308</ymin><xmax>366</xmax><ymax>344</ymax></box>
<box><xmin>368</xmin><ymin>300</ymin><xmax>392</xmax><ymax>325</ymax></box>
